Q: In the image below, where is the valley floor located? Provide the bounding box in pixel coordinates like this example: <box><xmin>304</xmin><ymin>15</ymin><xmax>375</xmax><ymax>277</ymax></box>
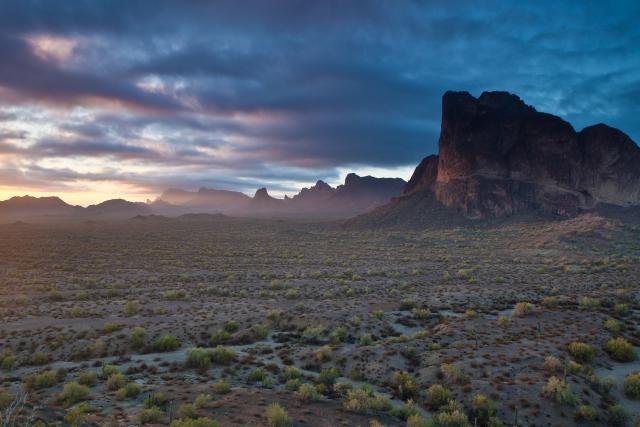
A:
<box><xmin>0</xmin><ymin>214</ymin><xmax>639</xmax><ymax>426</ymax></box>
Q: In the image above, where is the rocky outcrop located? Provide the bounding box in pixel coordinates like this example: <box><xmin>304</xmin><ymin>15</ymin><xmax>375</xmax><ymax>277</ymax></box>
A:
<box><xmin>407</xmin><ymin>91</ymin><xmax>640</xmax><ymax>218</ymax></box>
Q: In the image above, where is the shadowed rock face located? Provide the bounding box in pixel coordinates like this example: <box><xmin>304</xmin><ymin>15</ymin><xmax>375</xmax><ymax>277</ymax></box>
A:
<box><xmin>409</xmin><ymin>91</ymin><xmax>640</xmax><ymax>218</ymax></box>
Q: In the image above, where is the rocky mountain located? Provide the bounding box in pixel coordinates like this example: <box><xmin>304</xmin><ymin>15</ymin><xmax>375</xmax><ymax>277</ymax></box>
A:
<box><xmin>400</xmin><ymin>90</ymin><xmax>640</xmax><ymax>219</ymax></box>
<box><xmin>154</xmin><ymin>174</ymin><xmax>406</xmax><ymax>218</ymax></box>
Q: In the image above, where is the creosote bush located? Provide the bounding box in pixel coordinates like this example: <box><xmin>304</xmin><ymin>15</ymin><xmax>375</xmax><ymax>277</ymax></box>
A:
<box><xmin>604</xmin><ymin>337</ymin><xmax>637</xmax><ymax>362</ymax></box>
<box><xmin>567</xmin><ymin>342</ymin><xmax>595</xmax><ymax>363</ymax></box>
<box><xmin>512</xmin><ymin>302</ymin><xmax>535</xmax><ymax>317</ymax></box>
<box><xmin>264</xmin><ymin>403</ymin><xmax>290</xmax><ymax>427</ymax></box>
<box><xmin>154</xmin><ymin>334</ymin><xmax>180</xmax><ymax>352</ymax></box>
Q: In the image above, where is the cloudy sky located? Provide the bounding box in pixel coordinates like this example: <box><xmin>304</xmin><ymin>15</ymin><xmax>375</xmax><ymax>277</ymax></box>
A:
<box><xmin>0</xmin><ymin>0</ymin><xmax>638</xmax><ymax>205</ymax></box>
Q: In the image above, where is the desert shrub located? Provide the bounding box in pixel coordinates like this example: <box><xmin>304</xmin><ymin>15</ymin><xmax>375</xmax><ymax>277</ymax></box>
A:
<box><xmin>426</xmin><ymin>384</ymin><xmax>451</xmax><ymax>410</ymax></box>
<box><xmin>144</xmin><ymin>391</ymin><xmax>167</xmax><ymax>408</ymax></box>
<box><xmin>358</xmin><ymin>333</ymin><xmax>373</xmax><ymax>346</ymax></box>
<box><xmin>390</xmin><ymin>400</ymin><xmax>420</xmax><ymax>420</ymax></box>
<box><xmin>567</xmin><ymin>342</ymin><xmax>595</xmax><ymax>363</ymax></box>
<box><xmin>194</xmin><ymin>393</ymin><xmax>211</xmax><ymax>409</ymax></box>
<box><xmin>163</xmin><ymin>289</ymin><xmax>187</xmax><ymax>300</ymax></box>
<box><xmin>210</xmin><ymin>345</ymin><xmax>235</xmax><ymax>365</ymax></box>
<box><xmin>604</xmin><ymin>337</ymin><xmax>637</xmax><ymax>362</ymax></box>
<box><xmin>100</xmin><ymin>364</ymin><xmax>119</xmax><ymax>379</ymax></box>
<box><xmin>407</xmin><ymin>415</ymin><xmax>430</xmax><ymax>427</ymax></box>
<box><xmin>281</xmin><ymin>366</ymin><xmax>300</xmax><ymax>382</ymax></box>
<box><xmin>155</xmin><ymin>334</ymin><xmax>180</xmax><ymax>352</ymax></box>
<box><xmin>399</xmin><ymin>298</ymin><xmax>417</xmax><ymax>311</ymax></box>
<box><xmin>575</xmin><ymin>404</ymin><xmax>597</xmax><ymax>421</ymax></box>
<box><xmin>441</xmin><ymin>363</ymin><xmax>466</xmax><ymax>384</ymax></box>
<box><xmin>252</xmin><ymin>323</ymin><xmax>268</xmax><ymax>340</ymax></box>
<box><xmin>606</xmin><ymin>404</ymin><xmax>629</xmax><ymax>426</ymax></box>
<box><xmin>212</xmin><ymin>379</ymin><xmax>231</xmax><ymax>394</ymax></box>
<box><xmin>64</xmin><ymin>402</ymin><xmax>91</xmax><ymax>426</ymax></box>
<box><xmin>170</xmin><ymin>418</ymin><xmax>219</xmax><ymax>427</ymax></box>
<box><xmin>463</xmin><ymin>309</ymin><xmax>477</xmax><ymax>319</ymax></box>
<box><xmin>302</xmin><ymin>326</ymin><xmax>324</xmax><ymax>343</ymax></box>
<box><xmin>124</xmin><ymin>300</ymin><xmax>140</xmax><ymax>316</ymax></box>
<box><xmin>129</xmin><ymin>327</ymin><xmax>147</xmax><ymax>349</ymax></box>
<box><xmin>222</xmin><ymin>320</ymin><xmax>238</xmax><ymax>333</ymax></box>
<box><xmin>107</xmin><ymin>373</ymin><xmax>125</xmax><ymax>390</ymax></box>
<box><xmin>285</xmin><ymin>289</ymin><xmax>298</xmax><ymax>300</ymax></box>
<box><xmin>31</xmin><ymin>351</ymin><xmax>49</xmax><ymax>365</ymax></box>
<box><xmin>116</xmin><ymin>383</ymin><xmax>141</xmax><ymax>400</ymax></box>
<box><xmin>412</xmin><ymin>308</ymin><xmax>431</xmax><ymax>320</ymax></box>
<box><xmin>25</xmin><ymin>370</ymin><xmax>57</xmax><ymax>389</ymax></box>
<box><xmin>543</xmin><ymin>356</ymin><xmax>562</xmax><ymax>372</ymax></box>
<box><xmin>604</xmin><ymin>319</ymin><xmax>622</xmax><ymax>334</ymax></box>
<box><xmin>78</xmin><ymin>371</ymin><xmax>97</xmax><ymax>386</ymax></box>
<box><xmin>266</xmin><ymin>309</ymin><xmax>283</xmax><ymax>323</ymax></box>
<box><xmin>541</xmin><ymin>296</ymin><xmax>558</xmax><ymax>308</ymax></box>
<box><xmin>579</xmin><ymin>297</ymin><xmax>600</xmax><ymax>309</ymax></box>
<box><xmin>186</xmin><ymin>347</ymin><xmax>211</xmax><ymax>370</ymax></box>
<box><xmin>391</xmin><ymin>371</ymin><xmax>417</xmax><ymax>399</ymax></box>
<box><xmin>431</xmin><ymin>400</ymin><xmax>470</xmax><ymax>427</ymax></box>
<box><xmin>497</xmin><ymin>316</ymin><xmax>509</xmax><ymax>327</ymax></box>
<box><xmin>210</xmin><ymin>329</ymin><xmax>230</xmax><ymax>345</ymax></box>
<box><xmin>0</xmin><ymin>390</ymin><xmax>13</xmax><ymax>409</ymax></box>
<box><xmin>0</xmin><ymin>349</ymin><xmax>16</xmax><ymax>370</ymax></box>
<box><xmin>264</xmin><ymin>403</ymin><xmax>290</xmax><ymax>427</ymax></box>
<box><xmin>318</xmin><ymin>367</ymin><xmax>340</xmax><ymax>386</ymax></box>
<box><xmin>541</xmin><ymin>376</ymin><xmax>577</xmax><ymax>406</ymax></box>
<box><xmin>248</xmin><ymin>367</ymin><xmax>267</xmax><ymax>383</ymax></box>
<box><xmin>285</xmin><ymin>378</ymin><xmax>301</xmax><ymax>391</ymax></box>
<box><xmin>330</xmin><ymin>326</ymin><xmax>347</xmax><ymax>344</ymax></box>
<box><xmin>103</xmin><ymin>322</ymin><xmax>122</xmax><ymax>333</ymax></box>
<box><xmin>472</xmin><ymin>394</ymin><xmax>495</xmax><ymax>422</ymax></box>
<box><xmin>178</xmin><ymin>403</ymin><xmax>197</xmax><ymax>419</ymax></box>
<box><xmin>316</xmin><ymin>345</ymin><xmax>333</xmax><ymax>363</ymax></box>
<box><xmin>614</xmin><ymin>303</ymin><xmax>630</xmax><ymax>316</ymax></box>
<box><xmin>512</xmin><ymin>302</ymin><xmax>535</xmax><ymax>317</ymax></box>
<box><xmin>342</xmin><ymin>386</ymin><xmax>392</xmax><ymax>413</ymax></box>
<box><xmin>295</xmin><ymin>383</ymin><xmax>320</xmax><ymax>402</ymax></box>
<box><xmin>139</xmin><ymin>407</ymin><xmax>163</xmax><ymax>424</ymax></box>
<box><xmin>623</xmin><ymin>373</ymin><xmax>640</xmax><ymax>398</ymax></box>
<box><xmin>58</xmin><ymin>381</ymin><xmax>90</xmax><ymax>406</ymax></box>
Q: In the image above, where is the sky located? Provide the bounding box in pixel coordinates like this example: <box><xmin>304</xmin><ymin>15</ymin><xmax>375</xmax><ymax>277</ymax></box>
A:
<box><xmin>0</xmin><ymin>1</ymin><xmax>638</xmax><ymax>205</ymax></box>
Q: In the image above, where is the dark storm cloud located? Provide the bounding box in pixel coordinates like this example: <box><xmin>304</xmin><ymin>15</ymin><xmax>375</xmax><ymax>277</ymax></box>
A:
<box><xmin>0</xmin><ymin>0</ymin><xmax>638</xmax><ymax>194</ymax></box>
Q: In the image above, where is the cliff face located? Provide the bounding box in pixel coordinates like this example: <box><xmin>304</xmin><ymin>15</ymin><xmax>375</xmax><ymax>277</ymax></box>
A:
<box><xmin>409</xmin><ymin>91</ymin><xmax>640</xmax><ymax>218</ymax></box>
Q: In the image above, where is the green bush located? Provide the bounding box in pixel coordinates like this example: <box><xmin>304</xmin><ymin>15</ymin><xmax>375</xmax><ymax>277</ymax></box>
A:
<box><xmin>604</xmin><ymin>337</ymin><xmax>637</xmax><ymax>362</ymax></box>
<box><xmin>342</xmin><ymin>386</ymin><xmax>392</xmax><ymax>413</ymax></box>
<box><xmin>107</xmin><ymin>373</ymin><xmax>125</xmax><ymax>390</ymax></box>
<box><xmin>431</xmin><ymin>400</ymin><xmax>470</xmax><ymax>427</ymax></box>
<box><xmin>223</xmin><ymin>320</ymin><xmax>239</xmax><ymax>333</ymax></box>
<box><xmin>248</xmin><ymin>367</ymin><xmax>267</xmax><ymax>383</ymax></box>
<box><xmin>541</xmin><ymin>376</ymin><xmax>577</xmax><ymax>406</ymax></box>
<box><xmin>170</xmin><ymin>418</ymin><xmax>219</xmax><ymax>427</ymax></box>
<box><xmin>115</xmin><ymin>383</ymin><xmax>141</xmax><ymax>400</ymax></box>
<box><xmin>623</xmin><ymin>373</ymin><xmax>640</xmax><ymax>398</ymax></box>
<box><xmin>472</xmin><ymin>394</ymin><xmax>495</xmax><ymax>422</ymax></box>
<box><xmin>576</xmin><ymin>405</ymin><xmax>597</xmax><ymax>421</ymax></box>
<box><xmin>391</xmin><ymin>371</ymin><xmax>417</xmax><ymax>399</ymax></box>
<box><xmin>144</xmin><ymin>391</ymin><xmax>166</xmax><ymax>408</ymax></box>
<box><xmin>194</xmin><ymin>393</ymin><xmax>211</xmax><ymax>409</ymax></box>
<box><xmin>124</xmin><ymin>300</ymin><xmax>141</xmax><ymax>316</ymax></box>
<box><xmin>426</xmin><ymin>384</ymin><xmax>451</xmax><ymax>409</ymax></box>
<box><xmin>567</xmin><ymin>342</ymin><xmax>595</xmax><ymax>363</ymax></box>
<box><xmin>210</xmin><ymin>345</ymin><xmax>235</xmax><ymax>365</ymax></box>
<box><xmin>212</xmin><ymin>379</ymin><xmax>231</xmax><ymax>394</ymax></box>
<box><xmin>0</xmin><ymin>349</ymin><xmax>16</xmax><ymax>370</ymax></box>
<box><xmin>78</xmin><ymin>371</ymin><xmax>97</xmax><ymax>386</ymax></box>
<box><xmin>129</xmin><ymin>327</ymin><xmax>147</xmax><ymax>349</ymax></box>
<box><xmin>606</xmin><ymin>404</ymin><xmax>629</xmax><ymax>426</ymax></box>
<box><xmin>264</xmin><ymin>403</ymin><xmax>290</xmax><ymax>427</ymax></box>
<box><xmin>210</xmin><ymin>329</ymin><xmax>230</xmax><ymax>345</ymax></box>
<box><xmin>604</xmin><ymin>319</ymin><xmax>622</xmax><ymax>334</ymax></box>
<box><xmin>155</xmin><ymin>334</ymin><xmax>180</xmax><ymax>352</ymax></box>
<box><xmin>31</xmin><ymin>351</ymin><xmax>49</xmax><ymax>365</ymax></box>
<box><xmin>100</xmin><ymin>364</ymin><xmax>119</xmax><ymax>379</ymax></box>
<box><xmin>614</xmin><ymin>303</ymin><xmax>630</xmax><ymax>316</ymax></box>
<box><xmin>295</xmin><ymin>383</ymin><xmax>320</xmax><ymax>401</ymax></box>
<box><xmin>186</xmin><ymin>347</ymin><xmax>211</xmax><ymax>370</ymax></box>
<box><xmin>25</xmin><ymin>370</ymin><xmax>57</xmax><ymax>390</ymax></box>
<box><xmin>512</xmin><ymin>302</ymin><xmax>535</xmax><ymax>317</ymax></box>
<box><xmin>0</xmin><ymin>390</ymin><xmax>13</xmax><ymax>409</ymax></box>
<box><xmin>58</xmin><ymin>381</ymin><xmax>90</xmax><ymax>406</ymax></box>
<box><xmin>252</xmin><ymin>323</ymin><xmax>269</xmax><ymax>340</ymax></box>
<box><xmin>139</xmin><ymin>407</ymin><xmax>163</xmax><ymax>424</ymax></box>
<box><xmin>177</xmin><ymin>403</ymin><xmax>197</xmax><ymax>419</ymax></box>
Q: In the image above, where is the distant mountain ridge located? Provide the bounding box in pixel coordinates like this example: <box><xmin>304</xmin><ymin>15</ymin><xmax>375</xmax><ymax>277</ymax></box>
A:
<box><xmin>0</xmin><ymin>173</ymin><xmax>406</xmax><ymax>222</ymax></box>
